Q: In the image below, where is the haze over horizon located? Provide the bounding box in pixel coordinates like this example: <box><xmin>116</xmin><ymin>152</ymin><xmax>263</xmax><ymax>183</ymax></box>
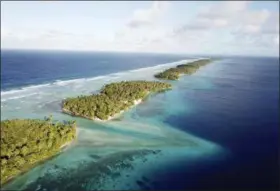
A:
<box><xmin>1</xmin><ymin>1</ymin><xmax>279</xmax><ymax>57</ymax></box>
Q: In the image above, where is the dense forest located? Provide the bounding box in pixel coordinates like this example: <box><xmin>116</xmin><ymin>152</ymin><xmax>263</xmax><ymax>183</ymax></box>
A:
<box><xmin>0</xmin><ymin>117</ymin><xmax>76</xmax><ymax>185</ymax></box>
<box><xmin>62</xmin><ymin>81</ymin><xmax>172</xmax><ymax>120</ymax></box>
<box><xmin>154</xmin><ymin>59</ymin><xmax>213</xmax><ymax>80</ymax></box>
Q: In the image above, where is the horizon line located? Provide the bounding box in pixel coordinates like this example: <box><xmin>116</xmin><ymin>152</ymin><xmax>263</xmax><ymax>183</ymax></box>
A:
<box><xmin>1</xmin><ymin>48</ymin><xmax>279</xmax><ymax>58</ymax></box>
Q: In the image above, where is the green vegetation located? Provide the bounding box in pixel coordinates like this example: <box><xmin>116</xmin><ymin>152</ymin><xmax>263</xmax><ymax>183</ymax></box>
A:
<box><xmin>0</xmin><ymin>117</ymin><xmax>76</xmax><ymax>185</ymax></box>
<box><xmin>155</xmin><ymin>59</ymin><xmax>213</xmax><ymax>80</ymax></box>
<box><xmin>62</xmin><ymin>81</ymin><xmax>172</xmax><ymax>120</ymax></box>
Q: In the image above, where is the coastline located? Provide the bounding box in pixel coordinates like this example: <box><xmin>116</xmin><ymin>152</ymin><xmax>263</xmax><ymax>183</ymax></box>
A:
<box><xmin>154</xmin><ymin>58</ymin><xmax>213</xmax><ymax>81</ymax></box>
<box><xmin>62</xmin><ymin>98</ymin><xmax>143</xmax><ymax>122</ymax></box>
<box><xmin>61</xmin><ymin>84</ymin><xmax>173</xmax><ymax>122</ymax></box>
<box><xmin>0</xmin><ymin>119</ymin><xmax>77</xmax><ymax>186</ymax></box>
<box><xmin>1</xmin><ymin>138</ymin><xmax>76</xmax><ymax>186</ymax></box>
<box><xmin>60</xmin><ymin>140</ymin><xmax>74</xmax><ymax>150</ymax></box>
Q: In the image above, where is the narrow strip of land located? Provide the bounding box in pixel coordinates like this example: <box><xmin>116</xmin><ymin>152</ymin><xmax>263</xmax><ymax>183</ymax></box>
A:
<box><xmin>154</xmin><ymin>59</ymin><xmax>213</xmax><ymax>80</ymax></box>
<box><xmin>62</xmin><ymin>81</ymin><xmax>172</xmax><ymax>121</ymax></box>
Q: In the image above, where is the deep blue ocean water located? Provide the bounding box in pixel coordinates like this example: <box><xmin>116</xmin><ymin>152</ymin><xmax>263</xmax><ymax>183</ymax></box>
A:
<box><xmin>1</xmin><ymin>50</ymin><xmax>279</xmax><ymax>190</ymax></box>
<box><xmin>1</xmin><ymin>49</ymin><xmax>190</xmax><ymax>91</ymax></box>
<box><xmin>154</xmin><ymin>57</ymin><xmax>280</xmax><ymax>190</ymax></box>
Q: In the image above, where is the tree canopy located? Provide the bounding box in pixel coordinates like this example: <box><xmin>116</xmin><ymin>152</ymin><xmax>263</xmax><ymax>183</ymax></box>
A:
<box><xmin>62</xmin><ymin>80</ymin><xmax>172</xmax><ymax>120</ymax></box>
<box><xmin>154</xmin><ymin>59</ymin><xmax>213</xmax><ymax>80</ymax></box>
<box><xmin>0</xmin><ymin>117</ymin><xmax>76</xmax><ymax>185</ymax></box>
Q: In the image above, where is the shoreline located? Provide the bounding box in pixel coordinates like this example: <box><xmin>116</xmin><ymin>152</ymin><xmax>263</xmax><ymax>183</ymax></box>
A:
<box><xmin>60</xmin><ymin>140</ymin><xmax>74</xmax><ymax>150</ymax></box>
<box><xmin>61</xmin><ymin>85</ymin><xmax>172</xmax><ymax>122</ymax></box>
<box><xmin>154</xmin><ymin>58</ymin><xmax>213</xmax><ymax>81</ymax></box>
<box><xmin>1</xmin><ymin>119</ymin><xmax>77</xmax><ymax>186</ymax></box>
<box><xmin>2</xmin><ymin>139</ymin><xmax>75</xmax><ymax>187</ymax></box>
<box><xmin>62</xmin><ymin>98</ymin><xmax>143</xmax><ymax>122</ymax></box>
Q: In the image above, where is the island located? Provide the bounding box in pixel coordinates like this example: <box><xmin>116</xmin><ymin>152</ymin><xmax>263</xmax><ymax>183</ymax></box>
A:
<box><xmin>62</xmin><ymin>80</ymin><xmax>172</xmax><ymax>121</ymax></box>
<box><xmin>154</xmin><ymin>59</ymin><xmax>213</xmax><ymax>80</ymax></box>
<box><xmin>0</xmin><ymin>117</ymin><xmax>76</xmax><ymax>185</ymax></box>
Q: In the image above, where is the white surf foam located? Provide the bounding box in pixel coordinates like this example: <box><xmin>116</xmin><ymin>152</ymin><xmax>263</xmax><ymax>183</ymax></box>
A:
<box><xmin>1</xmin><ymin>92</ymin><xmax>39</xmax><ymax>101</ymax></box>
<box><xmin>86</xmin><ymin>76</ymin><xmax>107</xmax><ymax>81</ymax></box>
<box><xmin>1</xmin><ymin>58</ymin><xmax>205</xmax><ymax>104</ymax></box>
<box><xmin>24</xmin><ymin>83</ymin><xmax>51</xmax><ymax>90</ymax></box>
<box><xmin>53</xmin><ymin>78</ymin><xmax>86</xmax><ymax>86</ymax></box>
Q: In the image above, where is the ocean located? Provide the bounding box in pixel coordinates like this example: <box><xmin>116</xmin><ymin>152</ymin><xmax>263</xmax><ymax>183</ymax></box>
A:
<box><xmin>1</xmin><ymin>50</ymin><xmax>279</xmax><ymax>190</ymax></box>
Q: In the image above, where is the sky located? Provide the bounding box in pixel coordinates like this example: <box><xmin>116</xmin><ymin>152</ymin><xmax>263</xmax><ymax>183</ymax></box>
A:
<box><xmin>1</xmin><ymin>1</ymin><xmax>279</xmax><ymax>56</ymax></box>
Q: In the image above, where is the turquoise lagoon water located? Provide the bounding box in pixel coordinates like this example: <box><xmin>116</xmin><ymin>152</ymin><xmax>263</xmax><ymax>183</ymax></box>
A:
<box><xmin>2</xmin><ymin>58</ymin><xmax>227</xmax><ymax>190</ymax></box>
